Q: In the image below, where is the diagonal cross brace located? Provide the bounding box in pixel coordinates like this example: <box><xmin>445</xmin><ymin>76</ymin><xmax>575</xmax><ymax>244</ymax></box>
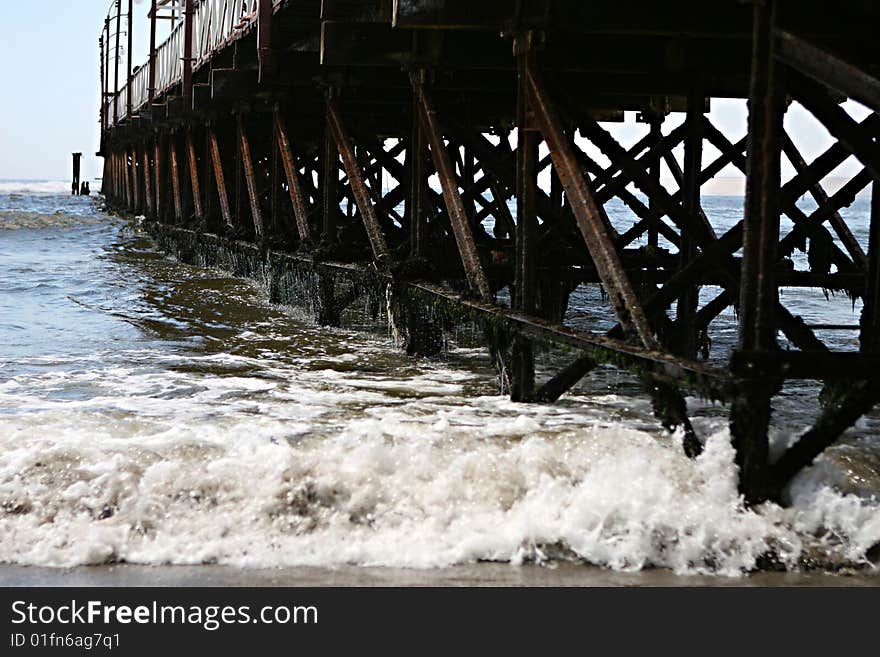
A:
<box><xmin>526</xmin><ymin>61</ymin><xmax>656</xmax><ymax>348</ymax></box>
<box><xmin>782</xmin><ymin>132</ymin><xmax>867</xmax><ymax>270</ymax></box>
<box><xmin>326</xmin><ymin>101</ymin><xmax>391</xmax><ymax>264</ymax></box>
<box><xmin>273</xmin><ymin>109</ymin><xmax>312</xmax><ymax>242</ymax></box>
<box><xmin>413</xmin><ymin>81</ymin><xmax>493</xmax><ymax>301</ymax></box>
<box><xmin>237</xmin><ymin>115</ymin><xmax>265</xmax><ymax>239</ymax></box>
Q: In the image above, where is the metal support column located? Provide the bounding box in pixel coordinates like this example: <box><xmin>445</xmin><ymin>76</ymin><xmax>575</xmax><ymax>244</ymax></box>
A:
<box><xmin>731</xmin><ymin>0</ymin><xmax>784</xmax><ymax>505</ymax></box>
<box><xmin>512</xmin><ymin>33</ymin><xmax>538</xmax><ymax>401</ymax></box>
<box><xmin>677</xmin><ymin>86</ymin><xmax>704</xmax><ymax>359</ymax></box>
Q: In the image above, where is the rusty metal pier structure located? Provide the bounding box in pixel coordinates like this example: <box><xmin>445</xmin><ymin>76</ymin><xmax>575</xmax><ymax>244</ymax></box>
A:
<box><xmin>97</xmin><ymin>0</ymin><xmax>880</xmax><ymax>506</ymax></box>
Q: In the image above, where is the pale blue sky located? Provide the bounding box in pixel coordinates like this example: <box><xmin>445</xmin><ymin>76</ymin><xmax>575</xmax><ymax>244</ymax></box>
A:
<box><xmin>0</xmin><ymin>0</ymin><xmax>168</xmax><ymax>182</ymax></box>
<box><xmin>0</xmin><ymin>1</ymin><xmax>868</xmax><ymax>185</ymax></box>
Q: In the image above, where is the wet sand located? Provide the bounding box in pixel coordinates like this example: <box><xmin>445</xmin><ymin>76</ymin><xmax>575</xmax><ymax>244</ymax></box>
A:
<box><xmin>1</xmin><ymin>563</ymin><xmax>877</xmax><ymax>587</ymax></box>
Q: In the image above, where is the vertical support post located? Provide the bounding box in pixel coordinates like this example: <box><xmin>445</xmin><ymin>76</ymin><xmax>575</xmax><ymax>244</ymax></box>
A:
<box><xmin>186</xmin><ymin>129</ymin><xmax>203</xmax><ymax>222</ymax></box>
<box><xmin>271</xmin><ymin>134</ymin><xmax>280</xmax><ymax>236</ymax></box>
<box><xmin>322</xmin><ymin>109</ymin><xmax>339</xmax><ymax>244</ymax></box>
<box><xmin>101</xmin><ymin>156</ymin><xmax>108</xmax><ymax>196</ymax></box>
<box><xmin>170</xmin><ymin>136</ymin><xmax>183</xmax><ymax>223</ymax></box>
<box><xmin>183</xmin><ymin>0</ymin><xmax>194</xmax><ymax>106</ymax></box>
<box><xmin>647</xmin><ymin>114</ymin><xmax>663</xmax><ymax>248</ymax></box>
<box><xmin>408</xmin><ymin>86</ymin><xmax>427</xmax><ymax>257</ymax></box>
<box><xmin>103</xmin><ymin>17</ymin><xmax>111</xmax><ymax>128</ymax></box>
<box><xmin>126</xmin><ymin>0</ymin><xmax>133</xmax><ymax>118</ymax></box>
<box><xmin>550</xmin><ymin>156</ymin><xmax>563</xmax><ymax>211</ymax></box>
<box><xmin>130</xmin><ymin>147</ymin><xmax>139</xmax><ymax>212</ymax></box>
<box><xmin>234</xmin><ymin>120</ymin><xmax>244</xmax><ymax>229</ymax></box>
<box><xmin>112</xmin><ymin>152</ymin><xmax>119</xmax><ymax>201</ymax></box>
<box><xmin>148</xmin><ymin>0</ymin><xmax>157</xmax><ymax>105</ymax></box>
<box><xmin>107</xmin><ymin>152</ymin><xmax>113</xmax><ymax>199</ymax></box>
<box><xmin>142</xmin><ymin>147</ymin><xmax>153</xmax><ymax>217</ymax></box>
<box><xmin>154</xmin><ymin>138</ymin><xmax>163</xmax><ymax>221</ymax></box>
<box><xmin>274</xmin><ymin>109</ymin><xmax>312</xmax><ymax>242</ymax></box>
<box><xmin>123</xmin><ymin>152</ymin><xmax>132</xmax><ymax>208</ymax></box>
<box><xmin>731</xmin><ymin>0</ymin><xmax>784</xmax><ymax>505</ymax></box>
<box><xmin>862</xmin><ymin>181</ymin><xmax>880</xmax><ymax>353</ymax></box>
<box><xmin>512</xmin><ymin>32</ymin><xmax>538</xmax><ymax>401</ymax></box>
<box><xmin>110</xmin><ymin>151</ymin><xmax>119</xmax><ymax>203</ymax></box>
<box><xmin>116</xmin><ymin>153</ymin><xmax>123</xmax><ymax>205</ymax></box>
<box><xmin>208</xmin><ymin>126</ymin><xmax>233</xmax><ymax>228</ymax></box>
<box><xmin>677</xmin><ymin>86</ymin><xmax>703</xmax><ymax>358</ymax></box>
<box><xmin>463</xmin><ymin>144</ymin><xmax>477</xmax><ymax>224</ymax></box>
<box><xmin>258</xmin><ymin>0</ymin><xmax>274</xmax><ymax>83</ymax></box>
<box><xmin>72</xmin><ymin>153</ymin><xmax>82</xmax><ymax>196</ymax></box>
<box><xmin>204</xmin><ymin>130</ymin><xmax>216</xmax><ymax>224</ymax></box>
<box><xmin>99</xmin><ymin>37</ymin><xmax>106</xmax><ymax>135</ymax></box>
<box><xmin>237</xmin><ymin>114</ymin><xmax>264</xmax><ymax>239</ymax></box>
<box><xmin>113</xmin><ymin>0</ymin><xmax>121</xmax><ymax>125</ymax></box>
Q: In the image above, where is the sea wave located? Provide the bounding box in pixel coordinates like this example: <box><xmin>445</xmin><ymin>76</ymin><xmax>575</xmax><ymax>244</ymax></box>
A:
<box><xmin>1</xmin><ymin>352</ymin><xmax>877</xmax><ymax>575</ymax></box>
<box><xmin>0</xmin><ymin>210</ymin><xmax>104</xmax><ymax>230</ymax></box>
<box><xmin>0</xmin><ymin>181</ymin><xmax>79</xmax><ymax>196</ymax></box>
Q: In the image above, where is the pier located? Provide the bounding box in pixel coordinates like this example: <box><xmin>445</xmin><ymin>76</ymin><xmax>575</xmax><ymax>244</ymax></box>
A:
<box><xmin>97</xmin><ymin>0</ymin><xmax>880</xmax><ymax>505</ymax></box>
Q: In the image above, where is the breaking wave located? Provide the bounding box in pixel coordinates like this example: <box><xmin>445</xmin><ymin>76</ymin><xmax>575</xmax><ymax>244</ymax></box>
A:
<box><xmin>1</xmin><ymin>348</ymin><xmax>878</xmax><ymax>576</ymax></box>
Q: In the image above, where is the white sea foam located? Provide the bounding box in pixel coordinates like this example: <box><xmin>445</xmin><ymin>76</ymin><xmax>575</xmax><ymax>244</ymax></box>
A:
<box><xmin>1</xmin><ymin>349</ymin><xmax>878</xmax><ymax>575</ymax></box>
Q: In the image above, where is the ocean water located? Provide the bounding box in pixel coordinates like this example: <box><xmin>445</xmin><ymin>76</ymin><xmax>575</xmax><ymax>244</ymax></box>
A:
<box><xmin>0</xmin><ymin>181</ymin><xmax>879</xmax><ymax>577</ymax></box>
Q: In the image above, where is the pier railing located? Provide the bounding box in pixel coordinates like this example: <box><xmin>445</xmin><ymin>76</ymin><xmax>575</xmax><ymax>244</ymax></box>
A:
<box><xmin>105</xmin><ymin>0</ymin><xmax>260</xmax><ymax>128</ymax></box>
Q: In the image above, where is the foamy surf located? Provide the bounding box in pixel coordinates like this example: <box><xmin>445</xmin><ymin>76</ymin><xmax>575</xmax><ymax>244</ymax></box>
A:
<box><xmin>0</xmin><ymin>347</ymin><xmax>878</xmax><ymax>576</ymax></box>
